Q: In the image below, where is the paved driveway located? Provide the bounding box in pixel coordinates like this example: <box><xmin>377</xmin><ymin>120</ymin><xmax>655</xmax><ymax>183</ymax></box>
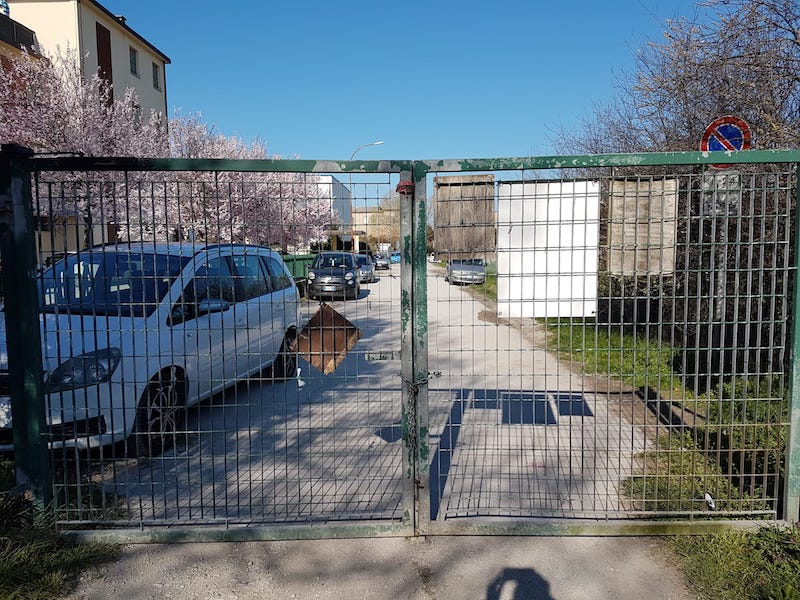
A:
<box><xmin>96</xmin><ymin>262</ymin><xmax>649</xmax><ymax>526</ymax></box>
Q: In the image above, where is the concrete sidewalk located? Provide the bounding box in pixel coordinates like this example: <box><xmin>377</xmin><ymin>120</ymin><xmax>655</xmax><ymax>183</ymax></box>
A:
<box><xmin>66</xmin><ymin>535</ymin><xmax>695</xmax><ymax>600</ymax></box>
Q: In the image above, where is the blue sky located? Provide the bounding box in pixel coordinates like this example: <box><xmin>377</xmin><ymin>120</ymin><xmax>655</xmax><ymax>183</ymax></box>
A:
<box><xmin>102</xmin><ymin>0</ymin><xmax>705</xmax><ymax>161</ymax></box>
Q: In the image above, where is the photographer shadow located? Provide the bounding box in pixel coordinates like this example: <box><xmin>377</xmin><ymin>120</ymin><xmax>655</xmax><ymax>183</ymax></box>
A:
<box><xmin>486</xmin><ymin>568</ymin><xmax>553</xmax><ymax>600</ymax></box>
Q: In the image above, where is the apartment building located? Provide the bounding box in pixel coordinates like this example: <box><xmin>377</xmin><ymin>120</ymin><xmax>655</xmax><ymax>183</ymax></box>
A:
<box><xmin>7</xmin><ymin>0</ymin><xmax>169</xmax><ymax>116</ymax></box>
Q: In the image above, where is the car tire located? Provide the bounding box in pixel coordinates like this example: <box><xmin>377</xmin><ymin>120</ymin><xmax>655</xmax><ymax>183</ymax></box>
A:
<box><xmin>266</xmin><ymin>328</ymin><xmax>297</xmax><ymax>381</ymax></box>
<box><xmin>127</xmin><ymin>367</ymin><xmax>185</xmax><ymax>458</ymax></box>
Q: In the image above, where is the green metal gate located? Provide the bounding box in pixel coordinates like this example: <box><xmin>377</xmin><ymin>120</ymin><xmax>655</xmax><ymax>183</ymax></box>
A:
<box><xmin>1</xmin><ymin>145</ymin><xmax>799</xmax><ymax>541</ymax></box>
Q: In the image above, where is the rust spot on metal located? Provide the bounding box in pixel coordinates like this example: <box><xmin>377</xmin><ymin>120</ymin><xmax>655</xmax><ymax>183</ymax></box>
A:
<box><xmin>291</xmin><ymin>303</ymin><xmax>361</xmax><ymax>375</ymax></box>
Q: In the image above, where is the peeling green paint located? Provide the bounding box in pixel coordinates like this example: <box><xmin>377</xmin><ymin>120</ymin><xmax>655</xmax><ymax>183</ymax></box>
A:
<box><xmin>24</xmin><ymin>150</ymin><xmax>800</xmax><ymax>177</ymax></box>
<box><xmin>417</xmin><ymin>427</ymin><xmax>430</xmax><ymax>465</ymax></box>
<box><xmin>402</xmin><ymin>234</ymin><xmax>412</xmax><ymax>264</ymax></box>
<box><xmin>401</xmin><ymin>289</ymin><xmax>410</xmax><ymax>333</ymax></box>
<box><xmin>401</xmin><ymin>405</ymin><xmax>413</xmax><ymax>478</ymax></box>
<box><xmin>30</xmin><ymin>156</ymin><xmax>415</xmax><ymax>174</ymax></box>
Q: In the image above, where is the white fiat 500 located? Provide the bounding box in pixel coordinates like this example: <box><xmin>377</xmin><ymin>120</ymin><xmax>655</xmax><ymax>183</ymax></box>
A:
<box><xmin>0</xmin><ymin>243</ymin><xmax>300</xmax><ymax>457</ymax></box>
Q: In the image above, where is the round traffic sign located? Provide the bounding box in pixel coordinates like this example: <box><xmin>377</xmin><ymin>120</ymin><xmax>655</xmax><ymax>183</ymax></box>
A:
<box><xmin>700</xmin><ymin>115</ymin><xmax>752</xmax><ymax>169</ymax></box>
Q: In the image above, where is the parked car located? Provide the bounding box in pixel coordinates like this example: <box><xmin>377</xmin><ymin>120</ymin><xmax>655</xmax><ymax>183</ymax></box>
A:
<box><xmin>390</xmin><ymin>251</ymin><xmax>401</xmax><ymax>264</ymax></box>
<box><xmin>0</xmin><ymin>243</ymin><xmax>300</xmax><ymax>456</ymax></box>
<box><xmin>306</xmin><ymin>251</ymin><xmax>360</xmax><ymax>300</ymax></box>
<box><xmin>354</xmin><ymin>254</ymin><xmax>376</xmax><ymax>283</ymax></box>
<box><xmin>445</xmin><ymin>258</ymin><xmax>487</xmax><ymax>285</ymax></box>
<box><xmin>373</xmin><ymin>254</ymin><xmax>390</xmax><ymax>270</ymax></box>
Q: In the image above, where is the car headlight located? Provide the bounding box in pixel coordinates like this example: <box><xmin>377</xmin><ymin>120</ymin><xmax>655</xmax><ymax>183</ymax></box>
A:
<box><xmin>46</xmin><ymin>348</ymin><xmax>122</xmax><ymax>392</ymax></box>
<box><xmin>307</xmin><ymin>271</ymin><xmax>316</xmax><ymax>280</ymax></box>
<box><xmin>344</xmin><ymin>272</ymin><xmax>354</xmax><ymax>281</ymax></box>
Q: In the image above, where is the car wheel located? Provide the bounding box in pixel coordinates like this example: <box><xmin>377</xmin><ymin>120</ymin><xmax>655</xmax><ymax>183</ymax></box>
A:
<box><xmin>266</xmin><ymin>328</ymin><xmax>297</xmax><ymax>381</ymax></box>
<box><xmin>127</xmin><ymin>367</ymin><xmax>185</xmax><ymax>458</ymax></box>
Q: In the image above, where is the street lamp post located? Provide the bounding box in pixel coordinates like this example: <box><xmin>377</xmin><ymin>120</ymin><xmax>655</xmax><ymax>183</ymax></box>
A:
<box><xmin>348</xmin><ymin>141</ymin><xmax>383</xmax><ymax>252</ymax></box>
<box><xmin>349</xmin><ymin>140</ymin><xmax>384</xmax><ymax>162</ymax></box>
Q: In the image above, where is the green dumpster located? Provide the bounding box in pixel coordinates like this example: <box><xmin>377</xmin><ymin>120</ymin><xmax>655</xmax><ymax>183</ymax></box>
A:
<box><xmin>281</xmin><ymin>253</ymin><xmax>315</xmax><ymax>297</ymax></box>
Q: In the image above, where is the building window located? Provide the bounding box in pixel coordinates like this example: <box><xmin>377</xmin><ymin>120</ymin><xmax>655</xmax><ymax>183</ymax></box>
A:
<box><xmin>129</xmin><ymin>46</ymin><xmax>139</xmax><ymax>76</ymax></box>
<box><xmin>152</xmin><ymin>62</ymin><xmax>160</xmax><ymax>90</ymax></box>
<box><xmin>95</xmin><ymin>22</ymin><xmax>113</xmax><ymax>103</ymax></box>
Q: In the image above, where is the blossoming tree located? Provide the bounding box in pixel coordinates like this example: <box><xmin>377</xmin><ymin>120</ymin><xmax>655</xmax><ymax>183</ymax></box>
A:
<box><xmin>0</xmin><ymin>49</ymin><xmax>335</xmax><ymax>251</ymax></box>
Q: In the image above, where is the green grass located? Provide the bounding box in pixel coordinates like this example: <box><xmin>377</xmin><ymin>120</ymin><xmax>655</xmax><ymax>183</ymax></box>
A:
<box><xmin>669</xmin><ymin>525</ymin><xmax>800</xmax><ymax>600</ymax></box>
<box><xmin>0</xmin><ymin>459</ymin><xmax>119</xmax><ymax>599</ymax></box>
<box><xmin>542</xmin><ymin>320</ymin><xmax>797</xmax><ymax>599</ymax></box>
<box><xmin>477</xmin><ymin>272</ymin><xmax>497</xmax><ymax>301</ymax></box>
<box><xmin>622</xmin><ymin>433</ymin><xmax>769</xmax><ymax>514</ymax></box>
<box><xmin>459</xmin><ymin>264</ymin><xmax>497</xmax><ymax>302</ymax></box>
<box><xmin>544</xmin><ymin>319</ymin><xmax>679</xmax><ymax>391</ymax></box>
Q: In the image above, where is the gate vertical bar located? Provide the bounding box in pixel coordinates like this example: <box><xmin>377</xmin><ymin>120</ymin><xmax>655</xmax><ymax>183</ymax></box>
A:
<box><xmin>411</xmin><ymin>162</ymin><xmax>431</xmax><ymax>533</ymax></box>
<box><xmin>785</xmin><ymin>163</ymin><xmax>800</xmax><ymax>522</ymax></box>
<box><xmin>398</xmin><ymin>167</ymin><xmax>419</xmax><ymax>530</ymax></box>
<box><xmin>398</xmin><ymin>163</ymin><xmax>432</xmax><ymax>534</ymax></box>
<box><xmin>0</xmin><ymin>144</ymin><xmax>51</xmax><ymax>507</ymax></box>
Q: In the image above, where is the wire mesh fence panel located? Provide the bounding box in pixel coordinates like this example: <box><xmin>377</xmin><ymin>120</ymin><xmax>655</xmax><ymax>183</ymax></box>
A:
<box><xmin>15</xmin><ymin>164</ymin><xmax>409</xmax><ymax>529</ymax></box>
<box><xmin>424</xmin><ymin>163</ymin><xmax>794</xmax><ymax>525</ymax></box>
<box><xmin>2</xmin><ymin>150</ymin><xmax>798</xmax><ymax>537</ymax></box>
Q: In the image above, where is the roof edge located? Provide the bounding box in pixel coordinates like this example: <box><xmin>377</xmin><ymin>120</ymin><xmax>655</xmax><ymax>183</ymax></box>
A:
<box><xmin>82</xmin><ymin>0</ymin><xmax>170</xmax><ymax>64</ymax></box>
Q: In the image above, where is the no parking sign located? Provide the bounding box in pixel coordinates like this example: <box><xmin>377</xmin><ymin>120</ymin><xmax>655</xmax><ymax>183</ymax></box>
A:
<box><xmin>700</xmin><ymin>115</ymin><xmax>752</xmax><ymax>169</ymax></box>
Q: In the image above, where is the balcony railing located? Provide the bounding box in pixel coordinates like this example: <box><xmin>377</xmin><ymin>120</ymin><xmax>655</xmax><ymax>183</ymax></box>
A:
<box><xmin>0</xmin><ymin>12</ymin><xmax>37</xmax><ymax>52</ymax></box>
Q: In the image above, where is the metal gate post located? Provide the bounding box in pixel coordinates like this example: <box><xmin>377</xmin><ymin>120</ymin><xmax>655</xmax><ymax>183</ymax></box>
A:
<box><xmin>0</xmin><ymin>144</ymin><xmax>51</xmax><ymax>508</ymax></box>
<box><xmin>786</xmin><ymin>164</ymin><xmax>800</xmax><ymax>522</ymax></box>
<box><xmin>411</xmin><ymin>162</ymin><xmax>431</xmax><ymax>534</ymax></box>
<box><xmin>398</xmin><ymin>164</ymin><xmax>431</xmax><ymax>535</ymax></box>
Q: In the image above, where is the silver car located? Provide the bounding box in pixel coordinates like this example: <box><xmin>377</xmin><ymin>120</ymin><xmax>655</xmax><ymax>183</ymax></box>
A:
<box><xmin>355</xmin><ymin>254</ymin><xmax>376</xmax><ymax>283</ymax></box>
<box><xmin>445</xmin><ymin>258</ymin><xmax>487</xmax><ymax>285</ymax></box>
<box><xmin>373</xmin><ymin>254</ymin><xmax>390</xmax><ymax>270</ymax></box>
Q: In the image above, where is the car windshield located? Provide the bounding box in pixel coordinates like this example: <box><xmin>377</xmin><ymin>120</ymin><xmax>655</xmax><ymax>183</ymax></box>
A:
<box><xmin>452</xmin><ymin>258</ymin><xmax>484</xmax><ymax>266</ymax></box>
<box><xmin>355</xmin><ymin>255</ymin><xmax>371</xmax><ymax>267</ymax></box>
<box><xmin>312</xmin><ymin>254</ymin><xmax>353</xmax><ymax>269</ymax></box>
<box><xmin>38</xmin><ymin>250</ymin><xmax>189</xmax><ymax>317</ymax></box>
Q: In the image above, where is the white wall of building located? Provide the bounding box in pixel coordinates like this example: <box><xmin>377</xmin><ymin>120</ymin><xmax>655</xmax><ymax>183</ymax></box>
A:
<box><xmin>317</xmin><ymin>175</ymin><xmax>351</xmax><ymax>228</ymax></box>
<box><xmin>497</xmin><ymin>180</ymin><xmax>599</xmax><ymax>319</ymax></box>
